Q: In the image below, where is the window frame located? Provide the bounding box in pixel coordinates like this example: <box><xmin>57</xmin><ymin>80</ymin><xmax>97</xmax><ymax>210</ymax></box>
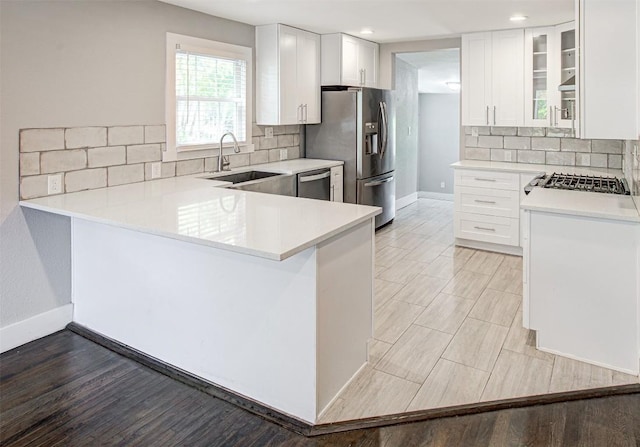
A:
<box><xmin>165</xmin><ymin>33</ymin><xmax>253</xmax><ymax>162</ymax></box>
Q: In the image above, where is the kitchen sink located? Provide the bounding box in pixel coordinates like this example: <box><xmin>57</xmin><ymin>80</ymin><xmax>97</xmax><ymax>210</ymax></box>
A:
<box><xmin>204</xmin><ymin>170</ymin><xmax>281</xmax><ymax>184</ymax></box>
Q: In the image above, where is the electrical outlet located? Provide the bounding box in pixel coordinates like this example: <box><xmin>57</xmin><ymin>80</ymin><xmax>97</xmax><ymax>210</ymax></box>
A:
<box><xmin>504</xmin><ymin>151</ymin><xmax>512</xmax><ymax>162</ymax></box>
<box><xmin>471</xmin><ymin>127</ymin><xmax>479</xmax><ymax>137</ymax></box>
<box><xmin>151</xmin><ymin>162</ymin><xmax>162</xmax><ymax>179</ymax></box>
<box><xmin>48</xmin><ymin>174</ymin><xmax>62</xmax><ymax>195</ymax></box>
<box><xmin>265</xmin><ymin>127</ymin><xmax>274</xmax><ymax>139</ymax></box>
<box><xmin>440</xmin><ymin>181</ymin><xmax>445</xmax><ymax>189</ymax></box>
<box><xmin>279</xmin><ymin>149</ymin><xmax>287</xmax><ymax>161</ymax></box>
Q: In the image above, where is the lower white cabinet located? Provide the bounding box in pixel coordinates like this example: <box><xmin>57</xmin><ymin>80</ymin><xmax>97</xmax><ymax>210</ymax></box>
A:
<box><xmin>331</xmin><ymin>166</ymin><xmax>343</xmax><ymax>202</ymax></box>
<box><xmin>454</xmin><ymin>168</ymin><xmax>522</xmax><ymax>250</ymax></box>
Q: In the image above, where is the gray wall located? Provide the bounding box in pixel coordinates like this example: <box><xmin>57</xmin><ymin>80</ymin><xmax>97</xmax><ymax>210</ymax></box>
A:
<box><xmin>393</xmin><ymin>59</ymin><xmax>419</xmax><ymax>201</ymax></box>
<box><xmin>418</xmin><ymin>93</ymin><xmax>460</xmax><ymax>194</ymax></box>
<box><xmin>0</xmin><ymin>1</ymin><xmax>254</xmax><ymax>327</ymax></box>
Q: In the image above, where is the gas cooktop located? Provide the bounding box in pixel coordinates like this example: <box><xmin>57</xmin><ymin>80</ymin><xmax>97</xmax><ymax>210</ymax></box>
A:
<box><xmin>525</xmin><ymin>173</ymin><xmax>630</xmax><ymax>195</ymax></box>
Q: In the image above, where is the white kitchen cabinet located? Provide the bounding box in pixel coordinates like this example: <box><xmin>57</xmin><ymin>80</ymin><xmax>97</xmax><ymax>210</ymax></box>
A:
<box><xmin>578</xmin><ymin>0</ymin><xmax>638</xmax><ymax>139</ymax></box>
<box><xmin>526</xmin><ymin>24</ymin><xmax>578</xmax><ymax>131</ymax></box>
<box><xmin>321</xmin><ymin>33</ymin><xmax>379</xmax><ymax>88</ymax></box>
<box><xmin>454</xmin><ymin>168</ymin><xmax>522</xmax><ymax>250</ymax></box>
<box><xmin>256</xmin><ymin>24</ymin><xmax>320</xmax><ymax>125</ymax></box>
<box><xmin>462</xmin><ymin>30</ymin><xmax>524</xmax><ymax>126</ymax></box>
<box><xmin>330</xmin><ymin>166</ymin><xmax>343</xmax><ymax>202</ymax></box>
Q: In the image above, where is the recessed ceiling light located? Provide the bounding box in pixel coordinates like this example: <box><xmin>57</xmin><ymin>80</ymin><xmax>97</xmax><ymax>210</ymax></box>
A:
<box><xmin>360</xmin><ymin>28</ymin><xmax>374</xmax><ymax>35</ymax></box>
<box><xmin>446</xmin><ymin>81</ymin><xmax>461</xmax><ymax>91</ymax></box>
<box><xmin>510</xmin><ymin>15</ymin><xmax>528</xmax><ymax>22</ymax></box>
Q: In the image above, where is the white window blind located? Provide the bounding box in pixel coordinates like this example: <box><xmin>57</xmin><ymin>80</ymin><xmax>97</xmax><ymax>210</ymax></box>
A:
<box><xmin>175</xmin><ymin>47</ymin><xmax>247</xmax><ymax>149</ymax></box>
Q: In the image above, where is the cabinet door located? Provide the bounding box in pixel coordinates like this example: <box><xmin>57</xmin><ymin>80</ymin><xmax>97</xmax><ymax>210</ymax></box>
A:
<box><xmin>359</xmin><ymin>39</ymin><xmax>378</xmax><ymax>87</ymax></box>
<box><xmin>491</xmin><ymin>29</ymin><xmax>524</xmax><ymax>126</ymax></box>
<box><xmin>340</xmin><ymin>35</ymin><xmax>361</xmax><ymax>86</ymax></box>
<box><xmin>462</xmin><ymin>32</ymin><xmax>492</xmax><ymax>126</ymax></box>
<box><xmin>297</xmin><ymin>30</ymin><xmax>321</xmax><ymax>124</ymax></box>
<box><xmin>525</xmin><ymin>27</ymin><xmax>554</xmax><ymax>127</ymax></box>
<box><xmin>279</xmin><ymin>26</ymin><xmax>301</xmax><ymax>124</ymax></box>
<box><xmin>554</xmin><ymin>22</ymin><xmax>577</xmax><ymax>131</ymax></box>
<box><xmin>580</xmin><ymin>0</ymin><xmax>637</xmax><ymax>139</ymax></box>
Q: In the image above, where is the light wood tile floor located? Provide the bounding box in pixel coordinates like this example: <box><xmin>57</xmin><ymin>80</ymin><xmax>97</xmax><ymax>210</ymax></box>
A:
<box><xmin>318</xmin><ymin>199</ymin><xmax>640</xmax><ymax>423</ymax></box>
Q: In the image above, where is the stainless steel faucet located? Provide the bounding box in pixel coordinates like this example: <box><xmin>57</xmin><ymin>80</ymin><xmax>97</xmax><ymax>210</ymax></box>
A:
<box><xmin>218</xmin><ymin>132</ymin><xmax>241</xmax><ymax>172</ymax></box>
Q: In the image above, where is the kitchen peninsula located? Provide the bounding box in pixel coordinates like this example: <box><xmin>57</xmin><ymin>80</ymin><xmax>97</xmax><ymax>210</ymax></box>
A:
<box><xmin>20</xmin><ymin>168</ymin><xmax>381</xmax><ymax>424</ymax></box>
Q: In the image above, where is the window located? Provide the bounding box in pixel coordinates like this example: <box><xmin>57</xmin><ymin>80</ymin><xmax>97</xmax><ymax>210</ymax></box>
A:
<box><xmin>165</xmin><ymin>33</ymin><xmax>253</xmax><ymax>161</ymax></box>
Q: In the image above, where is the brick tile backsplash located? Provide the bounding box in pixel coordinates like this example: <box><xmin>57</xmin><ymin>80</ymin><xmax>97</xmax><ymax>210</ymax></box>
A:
<box><xmin>19</xmin><ymin>123</ymin><xmax>302</xmax><ymax>199</ymax></box>
<box><xmin>464</xmin><ymin>126</ymin><xmax>627</xmax><ymax>171</ymax></box>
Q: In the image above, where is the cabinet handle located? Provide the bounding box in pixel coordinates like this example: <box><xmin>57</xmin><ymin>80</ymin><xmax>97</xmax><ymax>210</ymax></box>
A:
<box><xmin>571</xmin><ymin>101</ymin><xmax>575</xmax><ymax>137</ymax></box>
<box><xmin>486</xmin><ymin>106</ymin><xmax>489</xmax><ymax>125</ymax></box>
<box><xmin>493</xmin><ymin>106</ymin><xmax>496</xmax><ymax>125</ymax></box>
<box><xmin>360</xmin><ymin>68</ymin><xmax>365</xmax><ymax>85</ymax></box>
<box><xmin>549</xmin><ymin>106</ymin><xmax>553</xmax><ymax>127</ymax></box>
<box><xmin>304</xmin><ymin>104</ymin><xmax>308</xmax><ymax>123</ymax></box>
<box><xmin>474</xmin><ymin>199</ymin><xmax>497</xmax><ymax>204</ymax></box>
<box><xmin>297</xmin><ymin>104</ymin><xmax>302</xmax><ymax>123</ymax></box>
<box><xmin>474</xmin><ymin>226</ymin><xmax>496</xmax><ymax>232</ymax></box>
<box><xmin>474</xmin><ymin>177</ymin><xmax>497</xmax><ymax>182</ymax></box>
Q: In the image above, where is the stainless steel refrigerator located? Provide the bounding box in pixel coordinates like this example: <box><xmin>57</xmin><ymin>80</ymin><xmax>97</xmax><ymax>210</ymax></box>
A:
<box><xmin>306</xmin><ymin>87</ymin><xmax>395</xmax><ymax>228</ymax></box>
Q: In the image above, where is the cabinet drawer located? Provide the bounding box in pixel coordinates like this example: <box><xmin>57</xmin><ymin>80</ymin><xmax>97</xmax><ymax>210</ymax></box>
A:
<box><xmin>456</xmin><ymin>186</ymin><xmax>519</xmax><ymax>218</ymax></box>
<box><xmin>455</xmin><ymin>169</ymin><xmax>519</xmax><ymax>190</ymax></box>
<box><xmin>455</xmin><ymin>212</ymin><xmax>519</xmax><ymax>246</ymax></box>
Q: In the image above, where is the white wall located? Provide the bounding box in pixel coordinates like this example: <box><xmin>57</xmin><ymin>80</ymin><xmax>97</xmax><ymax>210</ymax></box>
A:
<box><xmin>379</xmin><ymin>37</ymin><xmax>461</xmax><ymax>90</ymax></box>
<box><xmin>393</xmin><ymin>58</ymin><xmax>419</xmax><ymax>201</ymax></box>
<box><xmin>0</xmin><ymin>1</ymin><xmax>253</xmax><ymax>329</ymax></box>
<box><xmin>418</xmin><ymin>93</ymin><xmax>460</xmax><ymax>194</ymax></box>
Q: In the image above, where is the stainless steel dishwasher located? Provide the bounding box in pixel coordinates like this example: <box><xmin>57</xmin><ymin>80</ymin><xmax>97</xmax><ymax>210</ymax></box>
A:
<box><xmin>297</xmin><ymin>168</ymin><xmax>331</xmax><ymax>200</ymax></box>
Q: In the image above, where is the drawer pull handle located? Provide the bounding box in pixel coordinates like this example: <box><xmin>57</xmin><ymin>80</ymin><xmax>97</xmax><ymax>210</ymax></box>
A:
<box><xmin>474</xmin><ymin>177</ymin><xmax>496</xmax><ymax>182</ymax></box>
<box><xmin>474</xmin><ymin>226</ymin><xmax>496</xmax><ymax>232</ymax></box>
<box><xmin>474</xmin><ymin>199</ymin><xmax>496</xmax><ymax>204</ymax></box>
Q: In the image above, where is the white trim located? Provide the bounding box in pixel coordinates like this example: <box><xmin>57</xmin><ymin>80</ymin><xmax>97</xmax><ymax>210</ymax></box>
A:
<box><xmin>418</xmin><ymin>191</ymin><xmax>454</xmax><ymax>201</ymax></box>
<box><xmin>395</xmin><ymin>192</ymin><xmax>418</xmax><ymax>210</ymax></box>
<box><xmin>164</xmin><ymin>32</ymin><xmax>254</xmax><ymax>162</ymax></box>
<box><xmin>455</xmin><ymin>237</ymin><xmax>523</xmax><ymax>256</ymax></box>
<box><xmin>536</xmin><ymin>346</ymin><xmax>639</xmax><ymax>377</ymax></box>
<box><xmin>0</xmin><ymin>304</ymin><xmax>73</xmax><ymax>353</ymax></box>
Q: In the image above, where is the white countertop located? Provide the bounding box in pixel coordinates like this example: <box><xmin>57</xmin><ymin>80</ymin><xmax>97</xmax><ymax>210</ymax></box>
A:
<box><xmin>451</xmin><ymin>160</ymin><xmax>624</xmax><ymax>177</ymax></box>
<box><xmin>451</xmin><ymin>160</ymin><xmax>639</xmax><ymax>223</ymax></box>
<box><xmin>248</xmin><ymin>158</ymin><xmax>343</xmax><ymax>174</ymax></box>
<box><xmin>19</xmin><ymin>159</ymin><xmax>380</xmax><ymax>261</ymax></box>
<box><xmin>521</xmin><ymin>188</ymin><xmax>640</xmax><ymax>222</ymax></box>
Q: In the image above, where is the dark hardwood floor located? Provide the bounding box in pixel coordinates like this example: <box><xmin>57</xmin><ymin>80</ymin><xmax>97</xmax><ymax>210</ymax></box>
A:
<box><xmin>1</xmin><ymin>331</ymin><xmax>639</xmax><ymax>446</ymax></box>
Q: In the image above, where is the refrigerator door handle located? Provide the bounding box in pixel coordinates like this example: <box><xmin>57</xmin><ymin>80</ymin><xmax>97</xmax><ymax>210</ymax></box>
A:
<box><xmin>364</xmin><ymin>176</ymin><xmax>394</xmax><ymax>187</ymax></box>
<box><xmin>378</xmin><ymin>101</ymin><xmax>389</xmax><ymax>159</ymax></box>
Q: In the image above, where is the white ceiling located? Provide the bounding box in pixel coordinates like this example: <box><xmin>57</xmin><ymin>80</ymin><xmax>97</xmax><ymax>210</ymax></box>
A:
<box><xmin>397</xmin><ymin>49</ymin><xmax>460</xmax><ymax>94</ymax></box>
<box><xmin>160</xmin><ymin>0</ymin><xmax>574</xmax><ymax>43</ymax></box>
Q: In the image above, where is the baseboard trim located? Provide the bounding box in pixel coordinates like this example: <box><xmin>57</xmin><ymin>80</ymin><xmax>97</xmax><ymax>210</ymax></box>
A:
<box><xmin>67</xmin><ymin>323</ymin><xmax>640</xmax><ymax>438</ymax></box>
<box><xmin>418</xmin><ymin>191</ymin><xmax>454</xmax><ymax>201</ymax></box>
<box><xmin>1</xmin><ymin>304</ymin><xmax>73</xmax><ymax>353</ymax></box>
<box><xmin>396</xmin><ymin>192</ymin><xmax>418</xmax><ymax>210</ymax></box>
<box><xmin>455</xmin><ymin>238</ymin><xmax>523</xmax><ymax>256</ymax></box>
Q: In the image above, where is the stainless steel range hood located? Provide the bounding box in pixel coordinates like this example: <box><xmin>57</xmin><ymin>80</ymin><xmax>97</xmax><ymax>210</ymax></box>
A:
<box><xmin>558</xmin><ymin>75</ymin><xmax>575</xmax><ymax>91</ymax></box>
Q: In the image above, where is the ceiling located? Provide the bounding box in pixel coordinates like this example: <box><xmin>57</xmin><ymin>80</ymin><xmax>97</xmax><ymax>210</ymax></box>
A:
<box><xmin>397</xmin><ymin>49</ymin><xmax>460</xmax><ymax>94</ymax></box>
<box><xmin>160</xmin><ymin>0</ymin><xmax>574</xmax><ymax>43</ymax></box>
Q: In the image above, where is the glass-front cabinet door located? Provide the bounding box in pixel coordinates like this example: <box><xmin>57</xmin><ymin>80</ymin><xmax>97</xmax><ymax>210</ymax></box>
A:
<box><xmin>525</xmin><ymin>22</ymin><xmax>577</xmax><ymax>132</ymax></box>
<box><xmin>525</xmin><ymin>27</ymin><xmax>553</xmax><ymax>126</ymax></box>
<box><xmin>555</xmin><ymin>22</ymin><xmax>577</xmax><ymax>131</ymax></box>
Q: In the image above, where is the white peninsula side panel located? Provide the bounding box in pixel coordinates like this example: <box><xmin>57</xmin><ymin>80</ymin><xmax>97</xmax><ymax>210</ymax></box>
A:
<box><xmin>71</xmin><ymin>217</ymin><xmax>374</xmax><ymax>424</ymax></box>
<box><xmin>527</xmin><ymin>211</ymin><xmax>640</xmax><ymax>374</ymax></box>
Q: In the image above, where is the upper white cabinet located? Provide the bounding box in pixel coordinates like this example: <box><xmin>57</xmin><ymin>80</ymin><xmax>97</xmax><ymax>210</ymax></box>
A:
<box><xmin>462</xmin><ymin>30</ymin><xmax>524</xmax><ymax>127</ymax></box>
<box><xmin>578</xmin><ymin>0</ymin><xmax>637</xmax><ymax>140</ymax></box>
<box><xmin>256</xmin><ymin>24</ymin><xmax>321</xmax><ymax>125</ymax></box>
<box><xmin>321</xmin><ymin>33</ymin><xmax>379</xmax><ymax>88</ymax></box>
<box><xmin>524</xmin><ymin>22</ymin><xmax>578</xmax><ymax>132</ymax></box>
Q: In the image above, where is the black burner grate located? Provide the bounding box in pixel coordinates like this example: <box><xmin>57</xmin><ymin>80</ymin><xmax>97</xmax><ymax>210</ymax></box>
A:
<box><xmin>542</xmin><ymin>173</ymin><xmax>630</xmax><ymax>195</ymax></box>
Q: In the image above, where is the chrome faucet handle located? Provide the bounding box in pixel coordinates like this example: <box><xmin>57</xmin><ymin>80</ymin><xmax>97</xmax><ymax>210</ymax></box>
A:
<box><xmin>222</xmin><ymin>155</ymin><xmax>231</xmax><ymax>171</ymax></box>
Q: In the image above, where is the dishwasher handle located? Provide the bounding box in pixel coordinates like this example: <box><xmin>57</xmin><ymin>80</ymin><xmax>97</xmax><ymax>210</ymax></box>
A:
<box><xmin>299</xmin><ymin>171</ymin><xmax>331</xmax><ymax>183</ymax></box>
